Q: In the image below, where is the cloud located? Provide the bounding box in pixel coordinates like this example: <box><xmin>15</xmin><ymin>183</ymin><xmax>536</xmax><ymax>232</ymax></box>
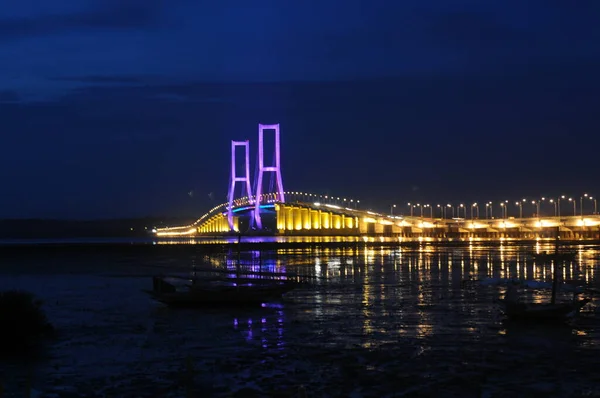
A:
<box><xmin>422</xmin><ymin>3</ymin><xmax>600</xmax><ymax>64</ymax></box>
<box><xmin>50</xmin><ymin>75</ymin><xmax>146</xmax><ymax>84</ymax></box>
<box><xmin>0</xmin><ymin>90</ymin><xmax>20</xmax><ymax>103</ymax></box>
<box><xmin>0</xmin><ymin>0</ymin><xmax>166</xmax><ymax>41</ymax></box>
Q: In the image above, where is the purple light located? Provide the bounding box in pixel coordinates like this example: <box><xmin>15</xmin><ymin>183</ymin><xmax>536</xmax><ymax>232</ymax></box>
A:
<box><xmin>254</xmin><ymin>123</ymin><xmax>285</xmax><ymax>229</ymax></box>
<box><xmin>227</xmin><ymin>140</ymin><xmax>253</xmax><ymax>231</ymax></box>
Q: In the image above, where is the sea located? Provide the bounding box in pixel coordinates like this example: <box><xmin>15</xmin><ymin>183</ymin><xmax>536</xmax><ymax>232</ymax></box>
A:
<box><xmin>0</xmin><ymin>237</ymin><xmax>599</xmax><ymax>397</ymax></box>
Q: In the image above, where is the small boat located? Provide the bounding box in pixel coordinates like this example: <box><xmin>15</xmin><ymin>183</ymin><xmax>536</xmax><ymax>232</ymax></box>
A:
<box><xmin>497</xmin><ymin>297</ymin><xmax>591</xmax><ymax>323</ymax></box>
<box><xmin>144</xmin><ymin>276</ymin><xmax>298</xmax><ymax>308</ymax></box>
<box><xmin>498</xmin><ymin>238</ymin><xmax>590</xmax><ymax>322</ymax></box>
<box><xmin>530</xmin><ymin>251</ymin><xmax>577</xmax><ymax>263</ymax></box>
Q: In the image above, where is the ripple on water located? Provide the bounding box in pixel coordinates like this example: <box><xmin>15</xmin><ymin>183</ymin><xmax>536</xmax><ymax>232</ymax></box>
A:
<box><xmin>0</xmin><ymin>244</ymin><xmax>599</xmax><ymax>397</ymax></box>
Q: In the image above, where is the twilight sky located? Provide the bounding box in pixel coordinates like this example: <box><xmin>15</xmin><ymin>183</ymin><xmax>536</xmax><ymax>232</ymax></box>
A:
<box><xmin>1</xmin><ymin>0</ymin><xmax>599</xmax><ymax>218</ymax></box>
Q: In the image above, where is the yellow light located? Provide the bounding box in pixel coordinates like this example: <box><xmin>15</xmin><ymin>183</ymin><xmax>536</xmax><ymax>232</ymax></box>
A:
<box><xmin>156</xmin><ymin>228</ymin><xmax>197</xmax><ymax>237</ymax></box>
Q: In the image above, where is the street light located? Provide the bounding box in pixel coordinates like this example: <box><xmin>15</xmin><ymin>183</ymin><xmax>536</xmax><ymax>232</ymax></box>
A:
<box><xmin>582</xmin><ymin>194</ymin><xmax>596</xmax><ymax>215</ymax></box>
<box><xmin>471</xmin><ymin>203</ymin><xmax>479</xmax><ymax>219</ymax></box>
<box><xmin>485</xmin><ymin>202</ymin><xmax>493</xmax><ymax>219</ymax></box>
<box><xmin>531</xmin><ymin>200</ymin><xmax>540</xmax><ymax>217</ymax></box>
<box><xmin>447</xmin><ymin>204</ymin><xmax>454</xmax><ymax>218</ymax></box>
<box><xmin>540</xmin><ymin>197</ymin><xmax>547</xmax><ymax>216</ymax></box>
<box><xmin>424</xmin><ymin>204</ymin><xmax>433</xmax><ymax>218</ymax></box>
<box><xmin>390</xmin><ymin>204</ymin><xmax>396</xmax><ymax>216</ymax></box>
<box><xmin>558</xmin><ymin>195</ymin><xmax>565</xmax><ymax>217</ymax></box>
<box><xmin>459</xmin><ymin>203</ymin><xmax>465</xmax><ymax>218</ymax></box>
<box><xmin>436</xmin><ymin>204</ymin><xmax>443</xmax><ymax>218</ymax></box>
<box><xmin>500</xmin><ymin>202</ymin><xmax>506</xmax><ymax>219</ymax></box>
<box><xmin>407</xmin><ymin>202</ymin><xmax>414</xmax><ymax>217</ymax></box>
<box><xmin>548</xmin><ymin>199</ymin><xmax>557</xmax><ymax>216</ymax></box>
<box><xmin>568</xmin><ymin>198</ymin><xmax>576</xmax><ymax>216</ymax></box>
<box><xmin>515</xmin><ymin>201</ymin><xmax>523</xmax><ymax>219</ymax></box>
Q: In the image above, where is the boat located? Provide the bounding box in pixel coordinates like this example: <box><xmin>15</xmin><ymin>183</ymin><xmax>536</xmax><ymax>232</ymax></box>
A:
<box><xmin>530</xmin><ymin>251</ymin><xmax>577</xmax><ymax>263</ymax></box>
<box><xmin>497</xmin><ymin>295</ymin><xmax>591</xmax><ymax>322</ymax></box>
<box><xmin>499</xmin><ymin>239</ymin><xmax>590</xmax><ymax>322</ymax></box>
<box><xmin>144</xmin><ymin>275</ymin><xmax>298</xmax><ymax>308</ymax></box>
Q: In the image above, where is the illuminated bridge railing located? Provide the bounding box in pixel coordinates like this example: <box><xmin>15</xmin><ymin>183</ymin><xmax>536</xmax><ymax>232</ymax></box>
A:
<box><xmin>154</xmin><ymin>192</ymin><xmax>362</xmax><ymax>236</ymax></box>
<box><xmin>155</xmin><ymin>194</ymin><xmax>600</xmax><ymax>240</ymax></box>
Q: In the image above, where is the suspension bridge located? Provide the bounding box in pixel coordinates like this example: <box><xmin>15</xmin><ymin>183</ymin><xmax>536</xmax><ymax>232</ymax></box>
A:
<box><xmin>155</xmin><ymin>124</ymin><xmax>600</xmax><ymax>241</ymax></box>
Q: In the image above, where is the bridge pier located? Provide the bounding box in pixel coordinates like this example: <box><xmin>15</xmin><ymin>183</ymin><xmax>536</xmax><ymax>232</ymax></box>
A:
<box><xmin>275</xmin><ymin>203</ymin><xmax>360</xmax><ymax>235</ymax></box>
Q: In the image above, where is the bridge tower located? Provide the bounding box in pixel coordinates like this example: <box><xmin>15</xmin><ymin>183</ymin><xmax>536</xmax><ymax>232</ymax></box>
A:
<box><xmin>254</xmin><ymin>123</ymin><xmax>285</xmax><ymax>229</ymax></box>
<box><xmin>227</xmin><ymin>140</ymin><xmax>253</xmax><ymax>231</ymax></box>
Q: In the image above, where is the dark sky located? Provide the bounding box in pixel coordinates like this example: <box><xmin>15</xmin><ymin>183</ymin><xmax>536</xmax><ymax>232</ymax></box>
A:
<box><xmin>1</xmin><ymin>0</ymin><xmax>599</xmax><ymax>219</ymax></box>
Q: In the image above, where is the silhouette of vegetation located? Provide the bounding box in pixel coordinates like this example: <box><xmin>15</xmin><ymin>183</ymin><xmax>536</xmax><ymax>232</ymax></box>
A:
<box><xmin>0</xmin><ymin>290</ymin><xmax>54</xmax><ymax>357</ymax></box>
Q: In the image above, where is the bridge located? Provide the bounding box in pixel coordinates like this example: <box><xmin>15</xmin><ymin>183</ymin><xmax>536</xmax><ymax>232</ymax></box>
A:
<box><xmin>155</xmin><ymin>123</ymin><xmax>600</xmax><ymax>241</ymax></box>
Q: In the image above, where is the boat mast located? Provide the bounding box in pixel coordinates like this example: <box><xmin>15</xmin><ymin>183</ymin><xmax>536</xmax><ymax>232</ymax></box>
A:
<box><xmin>236</xmin><ymin>232</ymin><xmax>242</xmax><ymax>283</ymax></box>
<box><xmin>551</xmin><ymin>232</ymin><xmax>560</xmax><ymax>305</ymax></box>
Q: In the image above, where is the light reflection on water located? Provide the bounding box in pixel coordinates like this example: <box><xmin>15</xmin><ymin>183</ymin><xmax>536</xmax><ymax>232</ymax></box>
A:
<box><xmin>0</xmin><ymin>243</ymin><xmax>599</xmax><ymax>396</ymax></box>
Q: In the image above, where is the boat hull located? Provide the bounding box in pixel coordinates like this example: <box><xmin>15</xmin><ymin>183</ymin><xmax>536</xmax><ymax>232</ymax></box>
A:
<box><xmin>144</xmin><ymin>280</ymin><xmax>297</xmax><ymax>308</ymax></box>
<box><xmin>497</xmin><ymin>299</ymin><xmax>589</xmax><ymax>322</ymax></box>
<box><xmin>530</xmin><ymin>252</ymin><xmax>577</xmax><ymax>263</ymax></box>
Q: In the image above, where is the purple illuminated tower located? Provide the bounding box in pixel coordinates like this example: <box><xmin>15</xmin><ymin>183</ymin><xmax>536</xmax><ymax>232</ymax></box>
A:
<box><xmin>227</xmin><ymin>140</ymin><xmax>253</xmax><ymax>230</ymax></box>
<box><xmin>254</xmin><ymin>124</ymin><xmax>285</xmax><ymax>229</ymax></box>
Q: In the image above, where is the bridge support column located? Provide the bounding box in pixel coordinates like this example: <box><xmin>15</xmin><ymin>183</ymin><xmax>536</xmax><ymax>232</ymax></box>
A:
<box><xmin>227</xmin><ymin>140</ymin><xmax>253</xmax><ymax>231</ymax></box>
<box><xmin>301</xmin><ymin>208</ymin><xmax>311</xmax><ymax>230</ymax></box>
<box><xmin>276</xmin><ymin>204</ymin><xmax>286</xmax><ymax>231</ymax></box>
<box><xmin>286</xmin><ymin>207</ymin><xmax>294</xmax><ymax>230</ymax></box>
<box><xmin>333</xmin><ymin>214</ymin><xmax>342</xmax><ymax>229</ymax></box>
<box><xmin>292</xmin><ymin>207</ymin><xmax>302</xmax><ymax>230</ymax></box>
<box><xmin>254</xmin><ymin>124</ymin><xmax>285</xmax><ymax>229</ymax></box>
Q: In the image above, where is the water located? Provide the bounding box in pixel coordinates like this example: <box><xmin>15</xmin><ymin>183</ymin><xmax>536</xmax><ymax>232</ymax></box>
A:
<box><xmin>1</xmin><ymin>241</ymin><xmax>600</xmax><ymax>397</ymax></box>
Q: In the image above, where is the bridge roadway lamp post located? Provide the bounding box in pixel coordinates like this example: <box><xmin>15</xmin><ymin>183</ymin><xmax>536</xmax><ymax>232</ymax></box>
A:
<box><xmin>254</xmin><ymin>123</ymin><xmax>285</xmax><ymax>229</ymax></box>
<box><xmin>568</xmin><ymin>198</ymin><xmax>576</xmax><ymax>216</ymax></box>
<box><xmin>549</xmin><ymin>199</ymin><xmax>557</xmax><ymax>216</ymax></box>
<box><xmin>390</xmin><ymin>204</ymin><xmax>396</xmax><ymax>216</ymax></box>
<box><xmin>407</xmin><ymin>203</ymin><xmax>413</xmax><ymax>217</ymax></box>
<box><xmin>557</xmin><ymin>195</ymin><xmax>565</xmax><ymax>217</ymax></box>
<box><xmin>581</xmin><ymin>194</ymin><xmax>596</xmax><ymax>216</ymax></box>
<box><xmin>227</xmin><ymin>140</ymin><xmax>253</xmax><ymax>231</ymax></box>
<box><xmin>531</xmin><ymin>200</ymin><xmax>540</xmax><ymax>217</ymax></box>
<box><xmin>424</xmin><ymin>204</ymin><xmax>433</xmax><ymax>218</ymax></box>
<box><xmin>581</xmin><ymin>193</ymin><xmax>593</xmax><ymax>216</ymax></box>
<box><xmin>447</xmin><ymin>204</ymin><xmax>454</xmax><ymax>218</ymax></box>
<box><xmin>485</xmin><ymin>202</ymin><xmax>493</xmax><ymax>219</ymax></box>
<box><xmin>471</xmin><ymin>203</ymin><xmax>479</xmax><ymax>219</ymax></box>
